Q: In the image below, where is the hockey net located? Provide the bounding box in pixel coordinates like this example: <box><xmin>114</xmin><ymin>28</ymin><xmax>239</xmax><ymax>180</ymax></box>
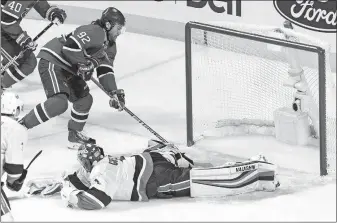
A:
<box><xmin>185</xmin><ymin>21</ymin><xmax>336</xmax><ymax>175</ymax></box>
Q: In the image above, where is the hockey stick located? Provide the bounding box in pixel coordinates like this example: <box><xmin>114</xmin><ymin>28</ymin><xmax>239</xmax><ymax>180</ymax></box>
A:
<box><xmin>1</xmin><ymin>48</ymin><xmax>19</xmax><ymax>67</ymax></box>
<box><xmin>12</xmin><ymin>150</ymin><xmax>43</xmax><ymax>189</ymax></box>
<box><xmin>90</xmin><ymin>77</ymin><xmax>196</xmax><ymax>166</ymax></box>
<box><xmin>26</xmin><ymin>150</ymin><xmax>43</xmax><ymax>170</ymax></box>
<box><xmin>11</xmin><ymin>150</ymin><xmax>43</xmax><ymax>199</ymax></box>
<box><xmin>1</xmin><ymin>22</ymin><xmax>55</xmax><ymax>74</ymax></box>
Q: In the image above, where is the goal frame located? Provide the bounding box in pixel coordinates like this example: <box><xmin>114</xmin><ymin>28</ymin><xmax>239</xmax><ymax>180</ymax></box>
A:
<box><xmin>185</xmin><ymin>21</ymin><xmax>328</xmax><ymax>176</ymax></box>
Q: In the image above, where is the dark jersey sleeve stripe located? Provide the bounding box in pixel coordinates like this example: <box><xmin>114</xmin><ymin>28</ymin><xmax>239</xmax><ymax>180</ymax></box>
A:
<box><xmin>97</xmin><ymin>68</ymin><xmax>118</xmax><ymax>92</ymax></box>
<box><xmin>1</xmin><ymin>12</ymin><xmax>17</xmax><ymax>24</ymax></box>
<box><xmin>3</xmin><ymin>163</ymin><xmax>23</xmax><ymax>175</ymax></box>
<box><xmin>61</xmin><ymin>34</ymin><xmax>86</xmax><ymax>66</ymax></box>
<box><xmin>131</xmin><ymin>153</ymin><xmax>154</xmax><ymax>201</ymax></box>
<box><xmin>63</xmin><ymin>37</ymin><xmax>81</xmax><ymax>50</ymax></box>
<box><xmin>66</xmin><ymin>173</ymin><xmax>89</xmax><ymax>191</ymax></box>
<box><xmin>76</xmin><ymin>187</ymin><xmax>111</xmax><ymax>210</ymax></box>
<box><xmin>96</xmin><ymin>65</ymin><xmax>113</xmax><ymax>78</ymax></box>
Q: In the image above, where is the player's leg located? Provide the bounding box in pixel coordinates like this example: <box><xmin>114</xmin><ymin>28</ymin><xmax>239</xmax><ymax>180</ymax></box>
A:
<box><xmin>1</xmin><ymin>34</ymin><xmax>37</xmax><ymax>88</ymax></box>
<box><xmin>190</xmin><ymin>156</ymin><xmax>280</xmax><ymax>198</ymax></box>
<box><xmin>146</xmin><ymin>153</ymin><xmax>191</xmax><ymax>199</ymax></box>
<box><xmin>67</xmin><ymin>76</ymin><xmax>95</xmax><ymax>149</ymax></box>
<box><xmin>20</xmin><ymin>59</ymin><xmax>70</xmax><ymax>129</ymax></box>
<box><xmin>1</xmin><ymin>185</ymin><xmax>14</xmax><ymax>221</ymax></box>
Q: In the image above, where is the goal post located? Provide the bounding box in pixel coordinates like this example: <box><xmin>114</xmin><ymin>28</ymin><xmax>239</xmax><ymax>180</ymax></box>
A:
<box><xmin>185</xmin><ymin>21</ymin><xmax>336</xmax><ymax>176</ymax></box>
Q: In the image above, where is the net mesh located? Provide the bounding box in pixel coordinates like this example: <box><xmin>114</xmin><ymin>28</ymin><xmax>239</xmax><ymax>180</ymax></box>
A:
<box><xmin>189</xmin><ymin>22</ymin><xmax>336</xmax><ymax>174</ymax></box>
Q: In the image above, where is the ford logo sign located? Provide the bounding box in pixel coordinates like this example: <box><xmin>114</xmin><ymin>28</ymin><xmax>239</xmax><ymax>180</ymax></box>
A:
<box><xmin>273</xmin><ymin>0</ymin><xmax>336</xmax><ymax>33</ymax></box>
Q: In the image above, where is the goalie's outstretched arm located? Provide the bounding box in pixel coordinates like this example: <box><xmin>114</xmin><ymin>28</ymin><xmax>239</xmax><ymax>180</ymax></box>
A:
<box><xmin>61</xmin><ymin>171</ymin><xmax>113</xmax><ymax>210</ymax></box>
<box><xmin>61</xmin><ymin>186</ymin><xmax>111</xmax><ymax>210</ymax></box>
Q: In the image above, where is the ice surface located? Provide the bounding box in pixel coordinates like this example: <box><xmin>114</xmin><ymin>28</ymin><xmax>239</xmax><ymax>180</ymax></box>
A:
<box><xmin>3</xmin><ymin>19</ymin><xmax>335</xmax><ymax>222</ymax></box>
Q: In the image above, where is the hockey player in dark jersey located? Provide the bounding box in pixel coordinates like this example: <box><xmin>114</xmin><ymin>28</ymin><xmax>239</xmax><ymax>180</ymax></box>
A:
<box><xmin>19</xmin><ymin>7</ymin><xmax>126</xmax><ymax>149</ymax></box>
<box><xmin>26</xmin><ymin>140</ymin><xmax>280</xmax><ymax>210</ymax></box>
<box><xmin>1</xmin><ymin>0</ymin><xmax>67</xmax><ymax>89</ymax></box>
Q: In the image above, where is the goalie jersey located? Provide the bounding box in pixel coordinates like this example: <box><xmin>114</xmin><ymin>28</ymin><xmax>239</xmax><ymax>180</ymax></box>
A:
<box><xmin>1</xmin><ymin>116</ymin><xmax>28</xmax><ymax>185</ymax></box>
<box><xmin>66</xmin><ymin>153</ymin><xmax>153</xmax><ymax>210</ymax></box>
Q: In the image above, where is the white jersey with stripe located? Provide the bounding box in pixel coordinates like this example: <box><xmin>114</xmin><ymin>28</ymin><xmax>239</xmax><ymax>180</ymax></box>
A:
<box><xmin>88</xmin><ymin>156</ymin><xmax>136</xmax><ymax>201</ymax></box>
<box><xmin>75</xmin><ymin>153</ymin><xmax>153</xmax><ymax>205</ymax></box>
<box><xmin>1</xmin><ymin>116</ymin><xmax>27</xmax><ymax>183</ymax></box>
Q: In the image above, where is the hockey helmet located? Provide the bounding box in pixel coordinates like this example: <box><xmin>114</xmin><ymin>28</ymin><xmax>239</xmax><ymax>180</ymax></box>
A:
<box><xmin>77</xmin><ymin>143</ymin><xmax>105</xmax><ymax>172</ymax></box>
<box><xmin>101</xmin><ymin>7</ymin><xmax>126</xmax><ymax>31</ymax></box>
<box><xmin>1</xmin><ymin>91</ymin><xmax>24</xmax><ymax>119</ymax></box>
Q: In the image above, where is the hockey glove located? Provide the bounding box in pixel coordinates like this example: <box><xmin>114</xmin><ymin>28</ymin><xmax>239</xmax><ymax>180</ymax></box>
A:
<box><xmin>26</xmin><ymin>178</ymin><xmax>63</xmax><ymax>197</ymax></box>
<box><xmin>16</xmin><ymin>31</ymin><xmax>37</xmax><ymax>51</ymax></box>
<box><xmin>6</xmin><ymin>169</ymin><xmax>27</xmax><ymax>192</ymax></box>
<box><xmin>46</xmin><ymin>6</ymin><xmax>67</xmax><ymax>24</ymax></box>
<box><xmin>109</xmin><ymin>89</ymin><xmax>125</xmax><ymax>111</ymax></box>
<box><xmin>77</xmin><ymin>61</ymin><xmax>95</xmax><ymax>81</ymax></box>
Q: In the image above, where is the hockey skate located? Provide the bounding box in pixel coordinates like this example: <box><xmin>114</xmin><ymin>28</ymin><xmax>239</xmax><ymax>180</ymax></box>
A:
<box><xmin>67</xmin><ymin>129</ymin><xmax>96</xmax><ymax>150</ymax></box>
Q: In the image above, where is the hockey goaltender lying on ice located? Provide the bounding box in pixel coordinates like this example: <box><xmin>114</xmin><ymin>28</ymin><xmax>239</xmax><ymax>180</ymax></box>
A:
<box><xmin>26</xmin><ymin>140</ymin><xmax>280</xmax><ymax>210</ymax></box>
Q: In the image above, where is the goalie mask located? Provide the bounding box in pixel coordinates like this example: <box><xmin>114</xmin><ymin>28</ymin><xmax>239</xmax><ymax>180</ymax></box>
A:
<box><xmin>77</xmin><ymin>143</ymin><xmax>105</xmax><ymax>172</ymax></box>
<box><xmin>100</xmin><ymin>7</ymin><xmax>126</xmax><ymax>43</ymax></box>
<box><xmin>1</xmin><ymin>91</ymin><xmax>24</xmax><ymax>119</ymax></box>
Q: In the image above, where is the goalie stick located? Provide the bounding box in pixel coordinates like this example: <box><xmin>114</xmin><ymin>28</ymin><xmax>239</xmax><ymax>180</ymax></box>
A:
<box><xmin>89</xmin><ymin>77</ymin><xmax>206</xmax><ymax>167</ymax></box>
<box><xmin>1</xmin><ymin>21</ymin><xmax>55</xmax><ymax>74</ymax></box>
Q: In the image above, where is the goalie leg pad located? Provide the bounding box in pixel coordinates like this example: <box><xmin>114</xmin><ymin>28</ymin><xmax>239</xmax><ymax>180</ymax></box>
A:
<box><xmin>190</xmin><ymin>160</ymin><xmax>279</xmax><ymax>198</ymax></box>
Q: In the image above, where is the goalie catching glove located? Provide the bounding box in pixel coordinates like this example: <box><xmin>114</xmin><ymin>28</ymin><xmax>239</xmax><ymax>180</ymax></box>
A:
<box><xmin>26</xmin><ymin>178</ymin><xmax>63</xmax><ymax>197</ymax></box>
<box><xmin>109</xmin><ymin>89</ymin><xmax>125</xmax><ymax>111</ymax></box>
<box><xmin>26</xmin><ymin>171</ymin><xmax>68</xmax><ymax>197</ymax></box>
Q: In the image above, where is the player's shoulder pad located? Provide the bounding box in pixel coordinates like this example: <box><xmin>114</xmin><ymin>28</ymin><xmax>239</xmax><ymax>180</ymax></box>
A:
<box><xmin>74</xmin><ymin>24</ymin><xmax>106</xmax><ymax>46</ymax></box>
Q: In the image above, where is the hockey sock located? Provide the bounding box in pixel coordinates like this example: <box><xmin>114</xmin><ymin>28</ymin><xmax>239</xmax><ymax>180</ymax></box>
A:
<box><xmin>1</xmin><ymin>66</ymin><xmax>26</xmax><ymax>88</ymax></box>
<box><xmin>68</xmin><ymin>94</ymin><xmax>93</xmax><ymax>131</ymax></box>
<box><xmin>22</xmin><ymin>94</ymin><xmax>68</xmax><ymax>129</ymax></box>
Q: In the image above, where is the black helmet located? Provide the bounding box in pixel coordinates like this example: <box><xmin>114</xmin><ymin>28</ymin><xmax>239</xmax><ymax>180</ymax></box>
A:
<box><xmin>101</xmin><ymin>7</ymin><xmax>126</xmax><ymax>31</ymax></box>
